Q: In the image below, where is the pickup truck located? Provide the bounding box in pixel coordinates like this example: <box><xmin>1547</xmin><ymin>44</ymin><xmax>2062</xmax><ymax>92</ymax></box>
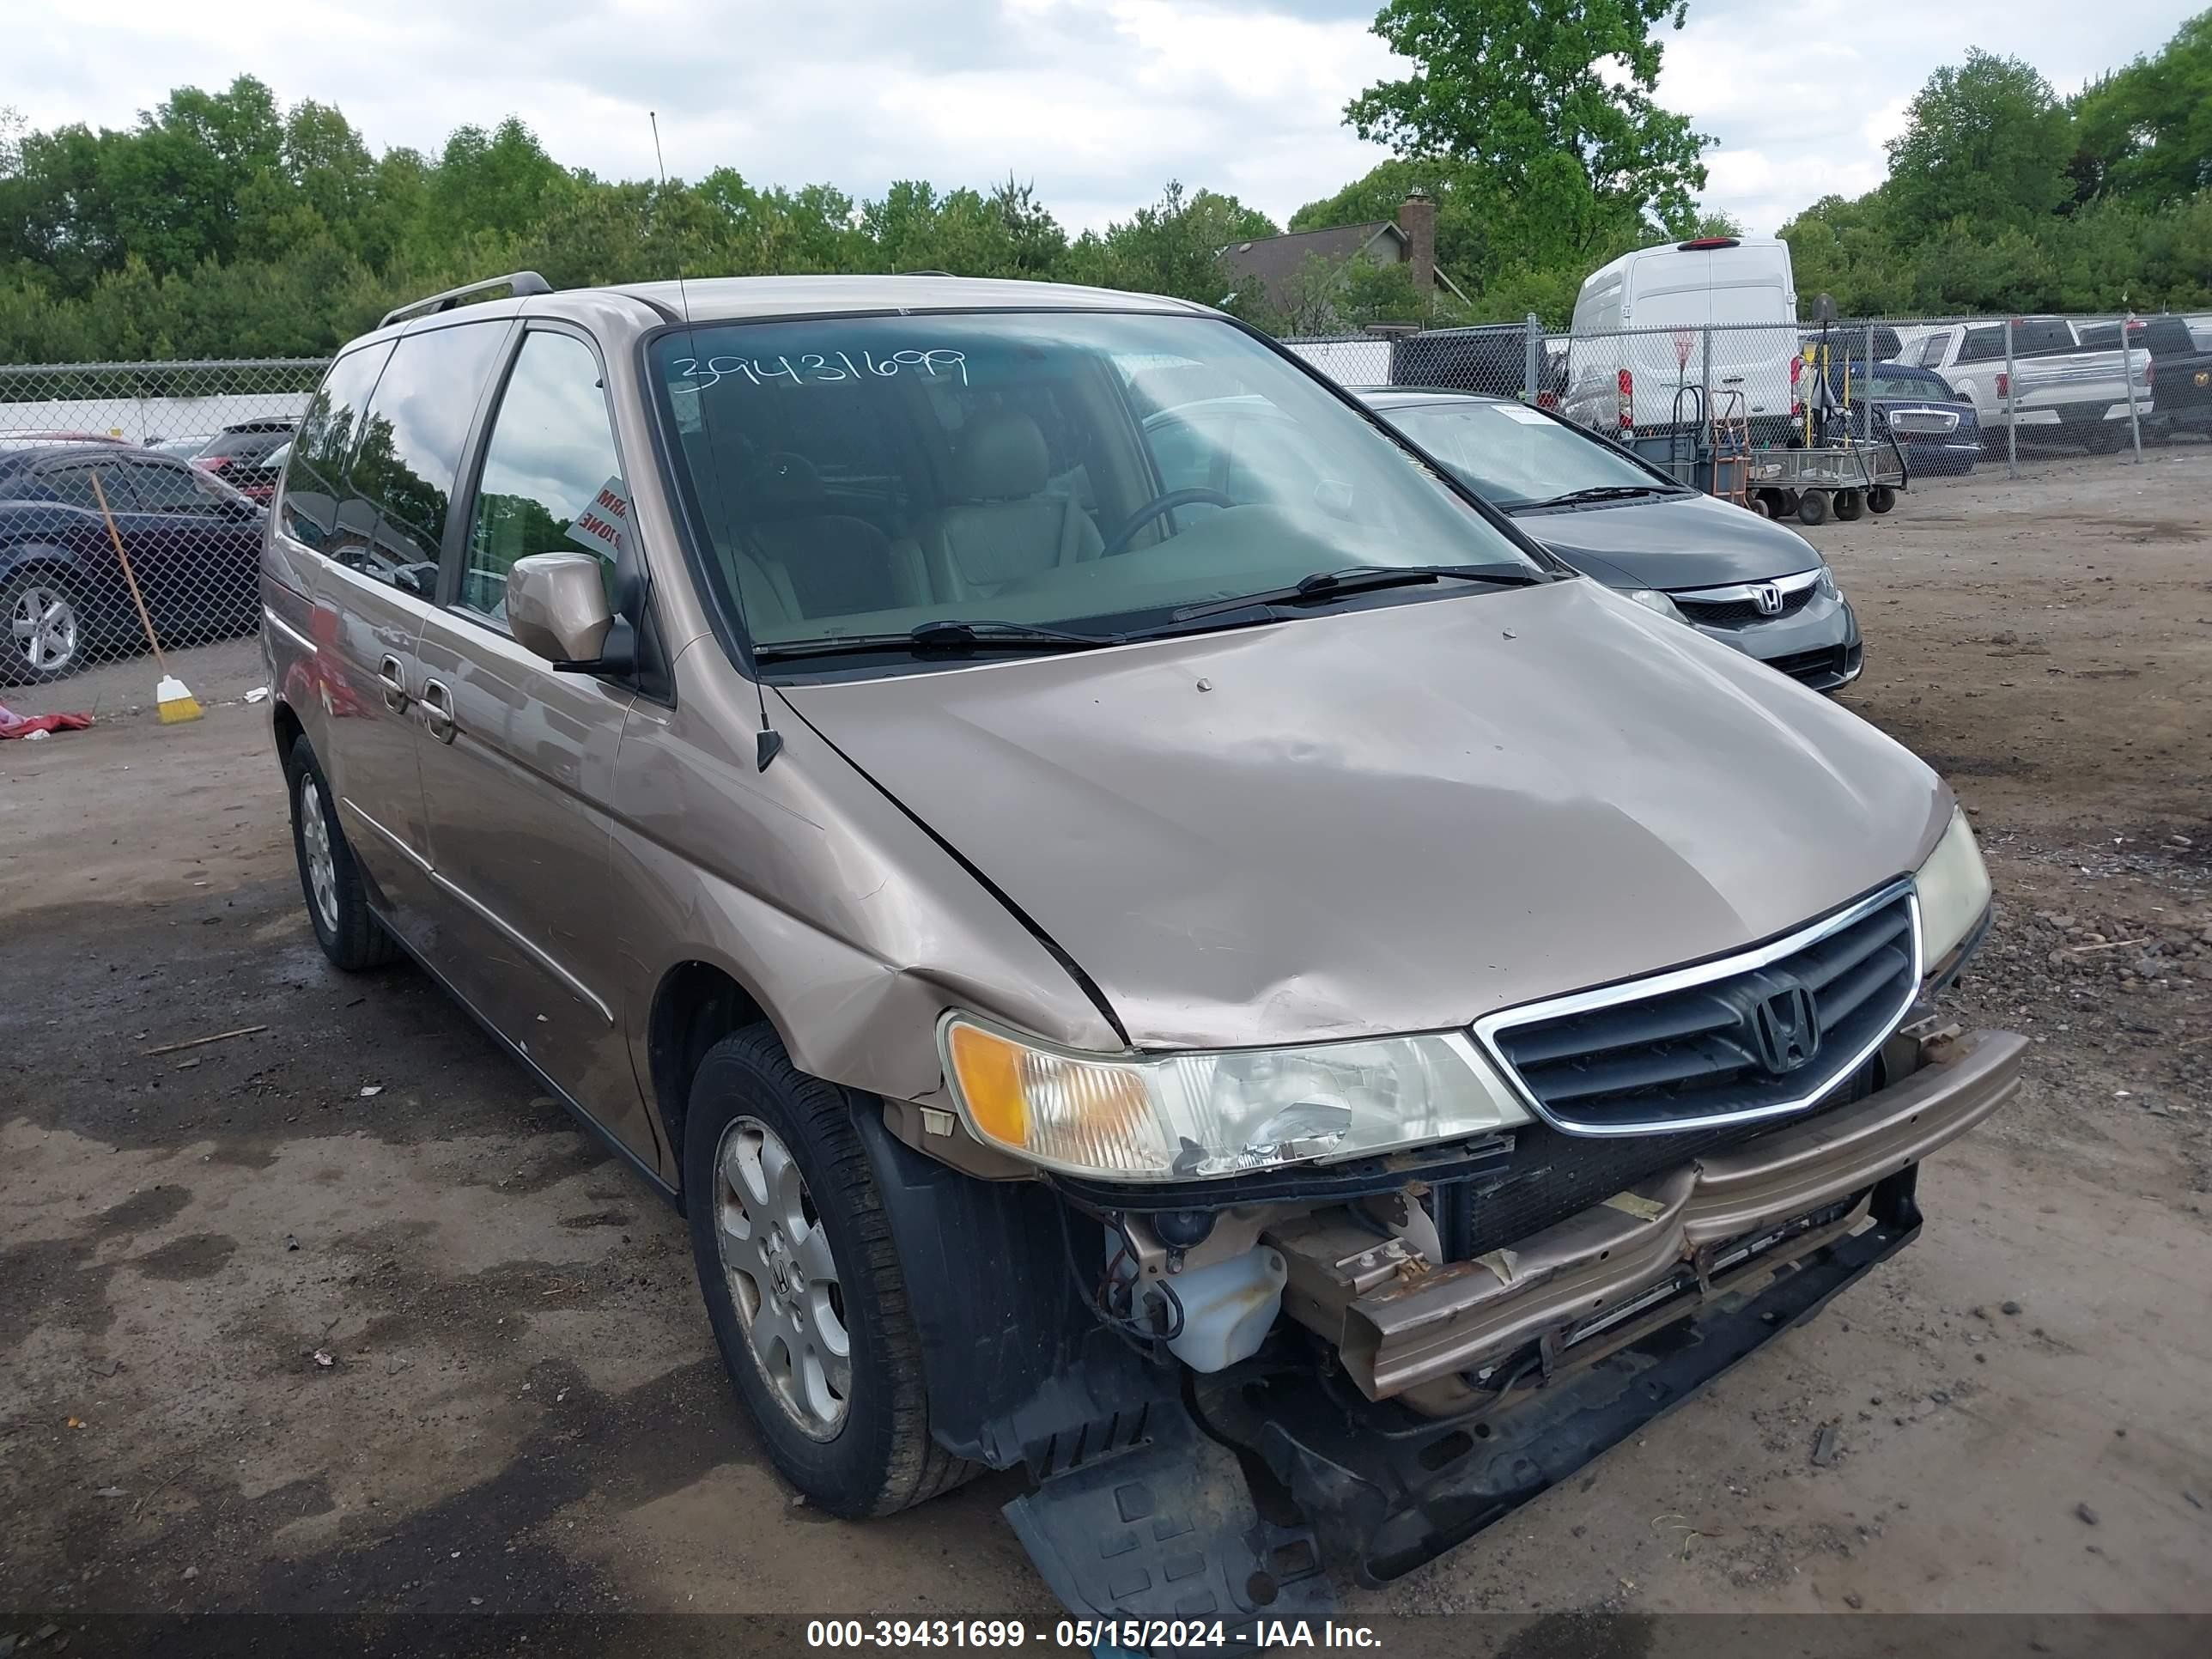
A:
<box><xmin>2077</xmin><ymin>315</ymin><xmax>2212</xmax><ymax>438</ymax></box>
<box><xmin>1894</xmin><ymin>317</ymin><xmax>2151</xmax><ymax>452</ymax></box>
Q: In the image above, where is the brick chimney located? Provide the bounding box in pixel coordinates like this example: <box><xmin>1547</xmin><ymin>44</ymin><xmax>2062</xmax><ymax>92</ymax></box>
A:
<box><xmin>1399</xmin><ymin>188</ymin><xmax>1437</xmax><ymax>296</ymax></box>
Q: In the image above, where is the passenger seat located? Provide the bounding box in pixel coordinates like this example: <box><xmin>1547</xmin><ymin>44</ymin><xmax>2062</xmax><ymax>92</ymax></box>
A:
<box><xmin>929</xmin><ymin>412</ymin><xmax>1103</xmax><ymax>597</ymax></box>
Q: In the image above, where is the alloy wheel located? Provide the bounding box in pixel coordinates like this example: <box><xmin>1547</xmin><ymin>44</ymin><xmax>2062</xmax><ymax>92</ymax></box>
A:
<box><xmin>298</xmin><ymin>779</ymin><xmax>340</xmax><ymax>935</ymax></box>
<box><xmin>712</xmin><ymin>1115</ymin><xmax>852</xmax><ymax>1439</ymax></box>
<box><xmin>9</xmin><ymin>584</ymin><xmax>80</xmax><ymax>677</ymax></box>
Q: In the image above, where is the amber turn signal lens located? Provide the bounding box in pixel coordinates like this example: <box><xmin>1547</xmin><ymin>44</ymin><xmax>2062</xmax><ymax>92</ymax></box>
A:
<box><xmin>946</xmin><ymin>1022</ymin><xmax>1029</xmax><ymax>1147</ymax></box>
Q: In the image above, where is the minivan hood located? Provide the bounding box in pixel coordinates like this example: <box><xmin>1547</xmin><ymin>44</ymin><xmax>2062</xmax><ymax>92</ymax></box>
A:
<box><xmin>781</xmin><ymin>581</ymin><xmax>1948</xmax><ymax>1051</ymax></box>
<box><xmin>1520</xmin><ymin>491</ymin><xmax>1823</xmax><ymax>591</ymax></box>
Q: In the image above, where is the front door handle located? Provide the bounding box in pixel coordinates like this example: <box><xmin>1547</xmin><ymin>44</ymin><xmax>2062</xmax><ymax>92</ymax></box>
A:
<box><xmin>377</xmin><ymin>655</ymin><xmax>410</xmax><ymax>713</ymax></box>
<box><xmin>419</xmin><ymin>678</ymin><xmax>458</xmax><ymax>744</ymax></box>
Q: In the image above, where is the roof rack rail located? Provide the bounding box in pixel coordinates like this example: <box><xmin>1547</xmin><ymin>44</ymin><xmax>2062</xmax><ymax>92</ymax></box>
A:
<box><xmin>380</xmin><ymin>271</ymin><xmax>553</xmax><ymax>330</ymax></box>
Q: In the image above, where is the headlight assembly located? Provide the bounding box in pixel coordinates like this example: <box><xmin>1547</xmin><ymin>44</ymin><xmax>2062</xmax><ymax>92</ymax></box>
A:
<box><xmin>939</xmin><ymin>1016</ymin><xmax>1528</xmax><ymax>1182</ymax></box>
<box><xmin>1624</xmin><ymin>586</ymin><xmax>1688</xmax><ymax>623</ymax></box>
<box><xmin>1915</xmin><ymin>806</ymin><xmax>1992</xmax><ymax>969</ymax></box>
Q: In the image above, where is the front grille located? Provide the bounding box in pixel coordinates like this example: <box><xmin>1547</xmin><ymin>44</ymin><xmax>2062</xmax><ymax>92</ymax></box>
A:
<box><xmin>1677</xmin><ymin>586</ymin><xmax>1815</xmax><ymax>626</ymax></box>
<box><xmin>1887</xmin><ymin>411</ymin><xmax>1957</xmax><ymax>434</ymax></box>
<box><xmin>1477</xmin><ymin>884</ymin><xmax>1919</xmax><ymax>1134</ymax></box>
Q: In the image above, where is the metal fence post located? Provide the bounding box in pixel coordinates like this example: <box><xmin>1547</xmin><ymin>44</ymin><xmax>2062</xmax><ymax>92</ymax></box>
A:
<box><xmin>1699</xmin><ymin>325</ymin><xmax>1712</xmax><ymax>440</ymax></box>
<box><xmin>2120</xmin><ymin>312</ymin><xmax>2144</xmax><ymax>464</ymax></box>
<box><xmin>1522</xmin><ymin>313</ymin><xmax>1540</xmax><ymax>404</ymax></box>
<box><xmin>2004</xmin><ymin>319</ymin><xmax>2017</xmax><ymax>482</ymax></box>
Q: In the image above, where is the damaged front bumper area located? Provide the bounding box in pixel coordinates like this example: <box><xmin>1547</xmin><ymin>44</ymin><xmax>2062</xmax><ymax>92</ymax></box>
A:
<box><xmin>981</xmin><ymin>1024</ymin><xmax>2022</xmax><ymax>1620</ymax></box>
<box><xmin>1194</xmin><ymin>1024</ymin><xmax>2025</xmax><ymax>1588</ymax></box>
<box><xmin>1267</xmin><ymin>1024</ymin><xmax>2025</xmax><ymax>1417</ymax></box>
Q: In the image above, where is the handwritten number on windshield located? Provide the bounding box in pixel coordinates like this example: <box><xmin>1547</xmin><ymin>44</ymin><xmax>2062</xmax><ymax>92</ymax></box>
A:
<box><xmin>670</xmin><ymin>349</ymin><xmax>969</xmax><ymax>392</ymax></box>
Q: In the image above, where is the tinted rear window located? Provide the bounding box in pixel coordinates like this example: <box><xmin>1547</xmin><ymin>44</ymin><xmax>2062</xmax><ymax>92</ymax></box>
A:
<box><xmin>204</xmin><ymin>428</ymin><xmax>292</xmax><ymax>463</ymax></box>
<box><xmin>348</xmin><ymin>321</ymin><xmax>509</xmax><ymax>568</ymax></box>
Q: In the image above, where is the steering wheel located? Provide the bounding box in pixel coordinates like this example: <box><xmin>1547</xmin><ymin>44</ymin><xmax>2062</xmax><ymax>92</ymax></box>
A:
<box><xmin>1101</xmin><ymin>488</ymin><xmax>1238</xmax><ymax>556</ymax></box>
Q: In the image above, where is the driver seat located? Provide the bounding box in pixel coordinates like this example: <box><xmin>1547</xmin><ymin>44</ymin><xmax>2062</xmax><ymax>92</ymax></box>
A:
<box><xmin>927</xmin><ymin>412</ymin><xmax>1103</xmax><ymax>598</ymax></box>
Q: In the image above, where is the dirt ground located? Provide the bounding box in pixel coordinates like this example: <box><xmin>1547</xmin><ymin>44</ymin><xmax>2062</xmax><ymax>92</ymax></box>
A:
<box><xmin>3</xmin><ymin>448</ymin><xmax>2209</xmax><ymax>1644</ymax></box>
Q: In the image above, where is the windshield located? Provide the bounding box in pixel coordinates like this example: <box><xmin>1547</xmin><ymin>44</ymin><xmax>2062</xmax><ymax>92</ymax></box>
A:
<box><xmin>648</xmin><ymin>312</ymin><xmax>1541</xmax><ymax>657</ymax></box>
<box><xmin>1378</xmin><ymin>399</ymin><xmax>1674</xmax><ymax>509</ymax></box>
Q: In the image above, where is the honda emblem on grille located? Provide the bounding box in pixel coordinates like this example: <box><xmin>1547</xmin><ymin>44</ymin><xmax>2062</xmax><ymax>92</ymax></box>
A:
<box><xmin>1751</xmin><ymin>582</ymin><xmax>1785</xmax><ymax>617</ymax></box>
<box><xmin>1751</xmin><ymin>985</ymin><xmax>1820</xmax><ymax>1073</ymax></box>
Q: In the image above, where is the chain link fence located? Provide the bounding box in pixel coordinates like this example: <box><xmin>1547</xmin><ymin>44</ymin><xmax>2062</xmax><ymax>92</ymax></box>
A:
<box><xmin>0</xmin><ymin>359</ymin><xmax>321</xmax><ymax>702</ymax></box>
<box><xmin>1286</xmin><ymin>311</ymin><xmax>2207</xmax><ymax>520</ymax></box>
<box><xmin>3</xmin><ymin>316</ymin><xmax>2208</xmax><ymax>698</ymax></box>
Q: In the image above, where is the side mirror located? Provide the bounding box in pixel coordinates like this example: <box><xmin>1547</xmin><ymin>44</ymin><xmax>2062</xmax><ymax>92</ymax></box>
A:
<box><xmin>507</xmin><ymin>553</ymin><xmax>616</xmax><ymax>665</ymax></box>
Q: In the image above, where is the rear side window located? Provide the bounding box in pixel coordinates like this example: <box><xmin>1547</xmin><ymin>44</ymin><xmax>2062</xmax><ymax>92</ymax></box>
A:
<box><xmin>349</xmin><ymin>321</ymin><xmax>508</xmax><ymax>577</ymax></box>
<box><xmin>2014</xmin><ymin>319</ymin><xmax>2075</xmax><ymax>356</ymax></box>
<box><xmin>2075</xmin><ymin>321</ymin><xmax>2120</xmax><ymax>350</ymax></box>
<box><xmin>1957</xmin><ymin>327</ymin><xmax>2004</xmax><ymax>364</ymax></box>
<box><xmin>282</xmin><ymin>343</ymin><xmax>393</xmax><ymax>552</ymax></box>
<box><xmin>460</xmin><ymin>331</ymin><xmax>624</xmax><ymax>622</ymax></box>
<box><xmin>32</xmin><ymin>463</ymin><xmax>111</xmax><ymax>510</ymax></box>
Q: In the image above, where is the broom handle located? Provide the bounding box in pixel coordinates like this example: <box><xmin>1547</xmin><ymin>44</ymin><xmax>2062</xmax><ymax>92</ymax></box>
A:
<box><xmin>87</xmin><ymin>469</ymin><xmax>169</xmax><ymax>678</ymax></box>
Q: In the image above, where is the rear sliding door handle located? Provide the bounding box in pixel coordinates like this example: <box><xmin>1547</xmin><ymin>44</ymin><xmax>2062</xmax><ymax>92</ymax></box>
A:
<box><xmin>419</xmin><ymin>678</ymin><xmax>458</xmax><ymax>744</ymax></box>
<box><xmin>377</xmin><ymin>655</ymin><xmax>410</xmax><ymax>712</ymax></box>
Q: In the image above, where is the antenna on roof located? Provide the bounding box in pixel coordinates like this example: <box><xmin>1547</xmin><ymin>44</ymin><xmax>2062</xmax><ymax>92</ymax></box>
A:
<box><xmin>652</xmin><ymin>109</ymin><xmax>781</xmax><ymax>769</ymax></box>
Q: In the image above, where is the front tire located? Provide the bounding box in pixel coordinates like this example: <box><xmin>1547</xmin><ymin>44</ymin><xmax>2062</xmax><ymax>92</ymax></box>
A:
<box><xmin>684</xmin><ymin>1025</ymin><xmax>974</xmax><ymax>1517</ymax></box>
<box><xmin>1797</xmin><ymin>490</ymin><xmax>1831</xmax><ymax>526</ymax></box>
<box><xmin>288</xmin><ymin>737</ymin><xmax>400</xmax><ymax>971</ymax></box>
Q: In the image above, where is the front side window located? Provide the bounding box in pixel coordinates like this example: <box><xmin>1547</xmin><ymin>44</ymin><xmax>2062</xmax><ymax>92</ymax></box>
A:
<box><xmin>121</xmin><ymin>457</ymin><xmax>233</xmax><ymax>513</ymax></box>
<box><xmin>650</xmin><ymin>311</ymin><xmax>1543</xmax><ymax>663</ymax></box>
<box><xmin>462</xmin><ymin>330</ymin><xmax>625</xmax><ymax>622</ymax></box>
<box><xmin>1379</xmin><ymin>399</ymin><xmax>1674</xmax><ymax>509</ymax></box>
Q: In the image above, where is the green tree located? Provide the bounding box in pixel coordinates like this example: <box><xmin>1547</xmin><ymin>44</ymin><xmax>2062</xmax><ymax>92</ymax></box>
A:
<box><xmin>1065</xmin><ymin>182</ymin><xmax>1279</xmax><ymax>305</ymax></box>
<box><xmin>1344</xmin><ymin>0</ymin><xmax>1708</xmax><ymax>239</ymax></box>
<box><xmin>1884</xmin><ymin>51</ymin><xmax>2072</xmax><ymax>232</ymax></box>
<box><xmin>2069</xmin><ymin>9</ymin><xmax>2212</xmax><ymax>209</ymax></box>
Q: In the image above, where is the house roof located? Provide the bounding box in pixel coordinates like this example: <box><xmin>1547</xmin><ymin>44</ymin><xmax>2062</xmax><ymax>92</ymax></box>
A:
<box><xmin>1218</xmin><ymin>222</ymin><xmax>1404</xmax><ymax>309</ymax></box>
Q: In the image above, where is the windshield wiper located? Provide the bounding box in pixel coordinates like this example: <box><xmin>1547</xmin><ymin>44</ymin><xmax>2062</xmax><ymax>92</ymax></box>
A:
<box><xmin>1168</xmin><ymin>562</ymin><xmax>1547</xmax><ymax>625</ymax></box>
<box><xmin>1512</xmin><ymin>484</ymin><xmax>1680</xmax><ymax>510</ymax></box>
<box><xmin>754</xmin><ymin>618</ymin><xmax>1126</xmax><ymax>663</ymax></box>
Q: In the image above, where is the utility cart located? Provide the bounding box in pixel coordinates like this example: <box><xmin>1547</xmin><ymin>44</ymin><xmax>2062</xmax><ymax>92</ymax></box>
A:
<box><xmin>1747</xmin><ymin>433</ymin><xmax>1910</xmax><ymax>524</ymax></box>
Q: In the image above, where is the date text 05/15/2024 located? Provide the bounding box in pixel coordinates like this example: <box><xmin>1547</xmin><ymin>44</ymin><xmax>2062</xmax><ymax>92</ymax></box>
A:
<box><xmin>805</xmin><ymin>1620</ymin><xmax>1385</xmax><ymax>1650</ymax></box>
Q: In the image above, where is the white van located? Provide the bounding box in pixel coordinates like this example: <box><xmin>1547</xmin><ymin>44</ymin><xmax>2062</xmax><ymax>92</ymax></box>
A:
<box><xmin>1563</xmin><ymin>237</ymin><xmax>1800</xmax><ymax>441</ymax></box>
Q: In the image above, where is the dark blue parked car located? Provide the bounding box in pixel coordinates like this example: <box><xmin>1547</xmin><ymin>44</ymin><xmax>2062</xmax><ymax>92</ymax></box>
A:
<box><xmin>1</xmin><ymin>442</ymin><xmax>264</xmax><ymax>683</ymax></box>
<box><xmin>1823</xmin><ymin>358</ymin><xmax>1981</xmax><ymax>476</ymax></box>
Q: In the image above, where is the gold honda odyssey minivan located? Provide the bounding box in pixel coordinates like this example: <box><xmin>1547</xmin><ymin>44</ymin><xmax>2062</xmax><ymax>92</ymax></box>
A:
<box><xmin>263</xmin><ymin>271</ymin><xmax>2020</xmax><ymax>1624</ymax></box>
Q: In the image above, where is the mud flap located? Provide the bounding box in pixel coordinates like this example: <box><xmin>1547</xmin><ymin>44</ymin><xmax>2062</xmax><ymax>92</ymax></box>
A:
<box><xmin>1003</xmin><ymin>1400</ymin><xmax>1335</xmax><ymax>1637</ymax></box>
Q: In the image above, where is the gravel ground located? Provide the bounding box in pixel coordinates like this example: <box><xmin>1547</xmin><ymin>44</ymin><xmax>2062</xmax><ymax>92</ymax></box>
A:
<box><xmin>3</xmin><ymin>447</ymin><xmax>2208</xmax><ymax>1645</ymax></box>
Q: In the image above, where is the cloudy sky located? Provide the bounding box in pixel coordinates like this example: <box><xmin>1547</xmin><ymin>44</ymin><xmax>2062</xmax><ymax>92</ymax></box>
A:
<box><xmin>1</xmin><ymin>0</ymin><xmax>2189</xmax><ymax>237</ymax></box>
